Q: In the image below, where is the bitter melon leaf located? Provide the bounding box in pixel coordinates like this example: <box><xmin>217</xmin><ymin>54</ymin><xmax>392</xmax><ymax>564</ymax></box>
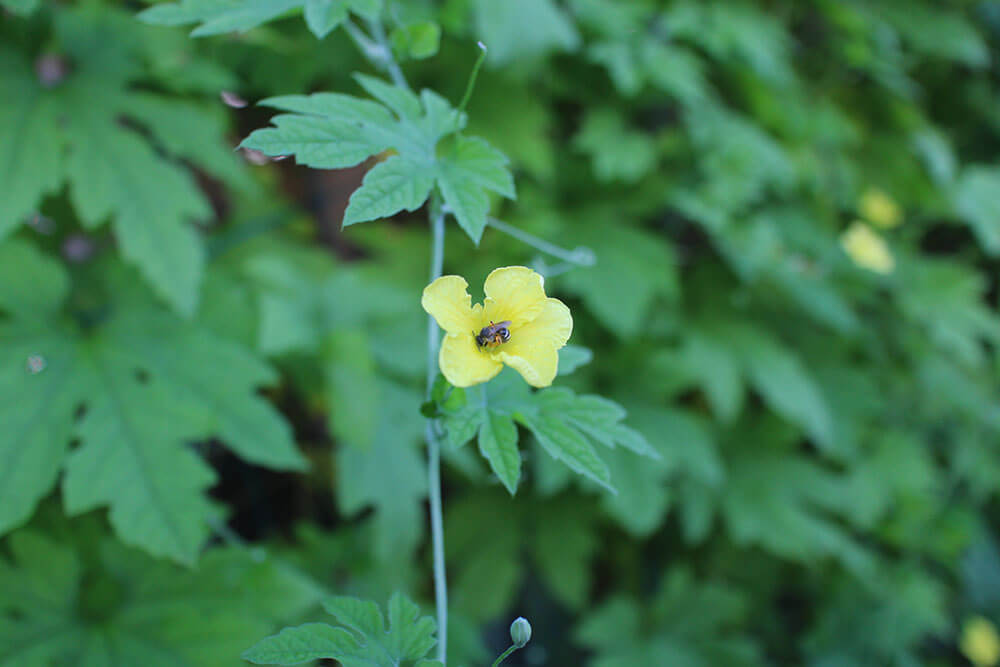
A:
<box><xmin>0</xmin><ymin>322</ymin><xmax>83</xmax><ymax>539</ymax></box>
<box><xmin>0</xmin><ymin>55</ymin><xmax>63</xmax><ymax>241</ymax></box>
<box><xmin>439</xmin><ymin>370</ymin><xmax>656</xmax><ymax>493</ymax></box>
<box><xmin>724</xmin><ymin>323</ymin><xmax>834</xmax><ymax>449</ymax></box>
<box><xmin>140</xmin><ymin>0</ymin><xmax>380</xmax><ymax>38</ymax></box>
<box><xmin>953</xmin><ymin>166</ymin><xmax>1000</xmax><ymax>257</ymax></box>
<box><xmin>323</xmin><ymin>329</ymin><xmax>379</xmax><ymax>449</ymax></box>
<box><xmin>574</xmin><ymin>109</ymin><xmax>657</xmax><ymax>183</ymax></box>
<box><xmin>343</xmin><ymin>156</ymin><xmax>436</xmax><ymax>226</ymax></box>
<box><xmin>241</xmin><ymin>77</ymin><xmax>514</xmax><ymax>242</ymax></box>
<box><xmin>337</xmin><ymin>381</ymin><xmax>427</xmax><ymax>561</ymax></box>
<box><xmin>0</xmin><ymin>529</ymin><xmax>322</xmax><ymax>667</ymax></box>
<box><xmin>66</xmin><ymin>101</ymin><xmax>209</xmax><ymax>317</ymax></box>
<box><xmin>243</xmin><ymin>593</ymin><xmax>440</xmax><ymax>666</ymax></box>
<box><xmin>0</xmin><ymin>15</ymin><xmax>245</xmax><ymax>315</ymax></box>
<box><xmin>722</xmin><ymin>450</ymin><xmax>872</xmax><ymax>573</ymax></box>
<box><xmin>0</xmin><ymin>239</ymin><xmax>69</xmax><ymax>319</ymax></box>
<box><xmin>0</xmin><ymin>0</ymin><xmax>39</xmax><ymax>13</ymax></box>
<box><xmin>446</xmin><ymin>492</ymin><xmax>598</xmax><ymax>618</ymax></box>
<box><xmin>559</xmin><ymin>221</ymin><xmax>678</xmax><ymax>339</ymax></box>
<box><xmin>0</xmin><ymin>246</ymin><xmax>306</xmax><ymax>563</ymax></box>
<box><xmin>576</xmin><ymin>568</ymin><xmax>763</xmax><ymax>666</ymax></box>
<box><xmin>473</xmin><ymin>0</ymin><xmax>580</xmax><ymax>66</ymax></box>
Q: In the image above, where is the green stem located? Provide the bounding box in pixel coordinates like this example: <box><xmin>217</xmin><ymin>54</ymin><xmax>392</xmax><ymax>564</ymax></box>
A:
<box><xmin>425</xmin><ymin>202</ymin><xmax>448</xmax><ymax>664</ymax></box>
<box><xmin>342</xmin><ymin>19</ymin><xmax>381</xmax><ymax>60</ymax></box>
<box><xmin>491</xmin><ymin>645</ymin><xmax>518</xmax><ymax>667</ymax></box>
<box><xmin>457</xmin><ymin>42</ymin><xmax>488</xmax><ymax>114</ymax></box>
<box><xmin>342</xmin><ymin>18</ymin><xmax>410</xmax><ymax>91</ymax></box>
<box><xmin>343</xmin><ymin>15</ymin><xmax>444</xmax><ymax>661</ymax></box>
<box><xmin>366</xmin><ymin>17</ymin><xmax>411</xmax><ymax>91</ymax></box>
<box><xmin>487</xmin><ymin>217</ymin><xmax>596</xmax><ymax>267</ymax></box>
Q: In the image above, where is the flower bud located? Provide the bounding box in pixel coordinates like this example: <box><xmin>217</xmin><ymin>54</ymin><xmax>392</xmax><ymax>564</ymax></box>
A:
<box><xmin>510</xmin><ymin>616</ymin><xmax>531</xmax><ymax>648</ymax></box>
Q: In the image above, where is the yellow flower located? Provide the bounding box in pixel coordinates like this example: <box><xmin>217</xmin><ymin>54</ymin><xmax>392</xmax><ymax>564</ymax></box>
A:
<box><xmin>859</xmin><ymin>187</ymin><xmax>903</xmax><ymax>229</ymax></box>
<box><xmin>962</xmin><ymin>616</ymin><xmax>1000</xmax><ymax>667</ymax></box>
<box><xmin>841</xmin><ymin>222</ymin><xmax>894</xmax><ymax>274</ymax></box>
<box><xmin>422</xmin><ymin>266</ymin><xmax>573</xmax><ymax>388</ymax></box>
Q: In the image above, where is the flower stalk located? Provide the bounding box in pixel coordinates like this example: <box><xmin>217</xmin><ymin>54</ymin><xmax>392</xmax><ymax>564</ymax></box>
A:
<box><xmin>343</xmin><ymin>15</ymin><xmax>448</xmax><ymax>663</ymax></box>
<box><xmin>425</xmin><ymin>199</ymin><xmax>449</xmax><ymax>664</ymax></box>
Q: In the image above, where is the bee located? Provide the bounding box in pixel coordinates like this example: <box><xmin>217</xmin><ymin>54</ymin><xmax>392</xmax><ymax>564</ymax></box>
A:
<box><xmin>475</xmin><ymin>320</ymin><xmax>512</xmax><ymax>348</ymax></box>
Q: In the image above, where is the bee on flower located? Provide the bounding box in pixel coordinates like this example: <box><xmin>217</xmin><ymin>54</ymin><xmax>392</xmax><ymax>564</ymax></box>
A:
<box><xmin>422</xmin><ymin>266</ymin><xmax>572</xmax><ymax>388</ymax></box>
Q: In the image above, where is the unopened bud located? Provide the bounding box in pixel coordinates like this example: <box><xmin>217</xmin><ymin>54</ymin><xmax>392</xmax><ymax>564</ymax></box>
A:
<box><xmin>510</xmin><ymin>617</ymin><xmax>531</xmax><ymax>648</ymax></box>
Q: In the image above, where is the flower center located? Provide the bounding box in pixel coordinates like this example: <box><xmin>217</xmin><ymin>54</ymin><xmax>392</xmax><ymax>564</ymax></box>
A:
<box><xmin>475</xmin><ymin>320</ymin><xmax>512</xmax><ymax>349</ymax></box>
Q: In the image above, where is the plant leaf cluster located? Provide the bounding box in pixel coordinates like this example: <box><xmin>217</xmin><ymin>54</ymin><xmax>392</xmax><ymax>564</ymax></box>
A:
<box><xmin>3</xmin><ymin>0</ymin><xmax>1000</xmax><ymax>664</ymax></box>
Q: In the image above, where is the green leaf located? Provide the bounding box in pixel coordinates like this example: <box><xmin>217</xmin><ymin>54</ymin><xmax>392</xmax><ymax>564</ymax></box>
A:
<box><xmin>519</xmin><ymin>412</ymin><xmax>612</xmax><ymax>491</ymax></box>
<box><xmin>899</xmin><ymin>258</ymin><xmax>1000</xmax><ymax>366</ymax></box>
<box><xmin>0</xmin><ymin>29</ymin><xmax>242</xmax><ymax>315</ymax></box>
<box><xmin>243</xmin><ymin>593</ymin><xmax>437</xmax><ymax>666</ymax></box>
<box><xmin>120</xmin><ymin>93</ymin><xmax>255</xmax><ymax>194</ymax></box>
<box><xmin>344</xmin><ymin>156</ymin><xmax>436</xmax><ymax>226</ymax></box>
<box><xmin>0</xmin><ymin>54</ymin><xmax>63</xmax><ymax>238</ymax></box>
<box><xmin>595</xmin><ymin>406</ymin><xmax>721</xmax><ymax>537</ymax></box>
<box><xmin>474</xmin><ymin>0</ymin><xmax>580</xmax><ymax>66</ymax></box>
<box><xmin>140</xmin><ymin>0</ymin><xmax>302</xmax><ymax>36</ymax></box>
<box><xmin>560</xmin><ymin>221</ymin><xmax>678</xmax><ymax>338</ymax></box>
<box><xmin>336</xmin><ymin>381</ymin><xmax>426</xmax><ymax>560</ymax></box>
<box><xmin>672</xmin><ymin>334</ymin><xmax>744</xmax><ymax>422</ymax></box>
<box><xmin>557</xmin><ymin>344</ymin><xmax>592</xmax><ymax>376</ymax></box>
<box><xmin>574</xmin><ymin>109</ymin><xmax>657</xmax><ymax>183</ymax></box>
<box><xmin>721</xmin><ymin>448</ymin><xmax>872</xmax><ymax>573</ymax></box>
<box><xmin>242</xmin><ymin>79</ymin><xmax>513</xmax><ymax>242</ymax></box>
<box><xmin>874</xmin><ymin>3</ymin><xmax>988</xmax><ymax>67</ymax></box>
<box><xmin>477</xmin><ymin>412</ymin><xmax>520</xmax><ymax>495</ymax></box>
<box><xmin>953</xmin><ymin>166</ymin><xmax>1000</xmax><ymax>256</ymax></box>
<box><xmin>0</xmin><ymin>248</ymin><xmax>306</xmax><ymax>562</ymax></box>
<box><xmin>323</xmin><ymin>329</ymin><xmax>378</xmax><ymax>449</ymax></box>
<box><xmin>0</xmin><ymin>324</ymin><xmax>83</xmax><ymax>539</ymax></box>
<box><xmin>436</xmin><ymin>135</ymin><xmax>515</xmax><ymax>243</ymax></box>
<box><xmin>446</xmin><ymin>492</ymin><xmax>598</xmax><ymax>617</ymax></box>
<box><xmin>0</xmin><ymin>527</ymin><xmax>322</xmax><ymax>667</ymax></box>
<box><xmin>730</xmin><ymin>325</ymin><xmax>833</xmax><ymax>449</ymax></box>
<box><xmin>303</xmin><ymin>0</ymin><xmax>349</xmax><ymax>37</ymax></box>
<box><xmin>0</xmin><ymin>239</ymin><xmax>69</xmax><ymax>318</ymax></box>
<box><xmin>140</xmin><ymin>0</ymin><xmax>381</xmax><ymax>37</ymax></box>
<box><xmin>68</xmin><ymin>107</ymin><xmax>207</xmax><ymax>316</ymax></box>
<box><xmin>0</xmin><ymin>0</ymin><xmax>39</xmax><ymax>14</ymax></box>
<box><xmin>441</xmin><ymin>371</ymin><xmax>654</xmax><ymax>492</ymax></box>
<box><xmin>576</xmin><ymin>569</ymin><xmax>762</xmax><ymax>666</ymax></box>
<box><xmin>391</xmin><ymin>22</ymin><xmax>442</xmax><ymax>60</ymax></box>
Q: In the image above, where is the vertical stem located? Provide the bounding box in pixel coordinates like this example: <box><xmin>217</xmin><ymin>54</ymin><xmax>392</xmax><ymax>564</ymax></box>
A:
<box><xmin>342</xmin><ymin>14</ymin><xmax>445</xmax><ymax>660</ymax></box>
<box><xmin>425</xmin><ymin>202</ymin><xmax>448</xmax><ymax>663</ymax></box>
<box><xmin>366</xmin><ymin>17</ymin><xmax>411</xmax><ymax>92</ymax></box>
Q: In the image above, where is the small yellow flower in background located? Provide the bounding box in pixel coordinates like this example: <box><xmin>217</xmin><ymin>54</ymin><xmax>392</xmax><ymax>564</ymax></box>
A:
<box><xmin>859</xmin><ymin>187</ymin><xmax>903</xmax><ymax>229</ymax></box>
<box><xmin>841</xmin><ymin>222</ymin><xmax>894</xmax><ymax>274</ymax></box>
<box><xmin>962</xmin><ymin>616</ymin><xmax>1000</xmax><ymax>667</ymax></box>
<box><xmin>422</xmin><ymin>266</ymin><xmax>572</xmax><ymax>388</ymax></box>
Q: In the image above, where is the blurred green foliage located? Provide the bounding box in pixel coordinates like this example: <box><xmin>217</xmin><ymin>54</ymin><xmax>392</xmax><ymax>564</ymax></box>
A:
<box><xmin>3</xmin><ymin>0</ymin><xmax>1000</xmax><ymax>665</ymax></box>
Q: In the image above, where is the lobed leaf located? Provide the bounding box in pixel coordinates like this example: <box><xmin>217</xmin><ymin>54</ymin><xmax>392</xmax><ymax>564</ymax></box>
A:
<box><xmin>244</xmin><ymin>593</ymin><xmax>437</xmax><ymax>666</ymax></box>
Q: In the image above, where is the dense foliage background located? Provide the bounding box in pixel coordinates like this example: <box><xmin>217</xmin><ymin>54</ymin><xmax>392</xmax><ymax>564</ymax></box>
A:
<box><xmin>4</xmin><ymin>0</ymin><xmax>1000</xmax><ymax>665</ymax></box>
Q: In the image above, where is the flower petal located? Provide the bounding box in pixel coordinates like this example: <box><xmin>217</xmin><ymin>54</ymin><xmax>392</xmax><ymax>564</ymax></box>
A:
<box><xmin>496</xmin><ymin>297</ymin><xmax>572</xmax><ymax>388</ymax></box>
<box><xmin>422</xmin><ymin>275</ymin><xmax>479</xmax><ymax>335</ymax></box>
<box><xmin>498</xmin><ymin>347</ymin><xmax>559</xmax><ymax>388</ymax></box>
<box><xmin>440</xmin><ymin>333</ymin><xmax>503</xmax><ymax>387</ymax></box>
<box><xmin>482</xmin><ymin>266</ymin><xmax>547</xmax><ymax>328</ymax></box>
